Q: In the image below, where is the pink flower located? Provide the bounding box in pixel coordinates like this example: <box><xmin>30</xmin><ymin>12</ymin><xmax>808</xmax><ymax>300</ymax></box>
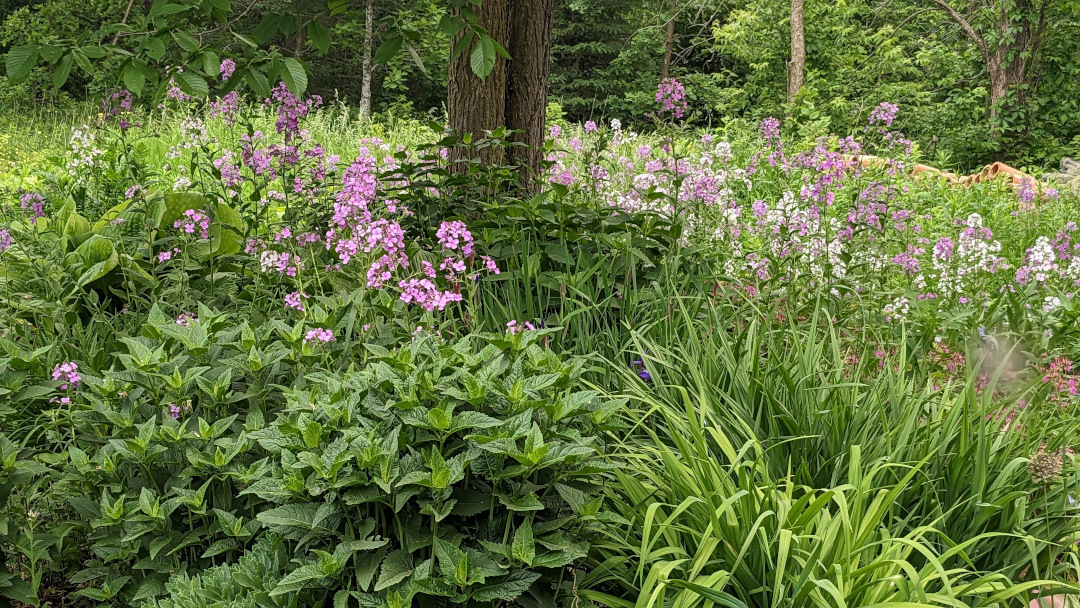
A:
<box><xmin>436</xmin><ymin>220</ymin><xmax>474</xmax><ymax>256</ymax></box>
<box><xmin>174</xmin><ymin>209</ymin><xmax>211</xmax><ymax>239</ymax></box>
<box><xmin>284</xmin><ymin>291</ymin><xmax>306</xmax><ymax>311</ymax></box>
<box><xmin>304</xmin><ymin>328</ymin><xmax>335</xmax><ymax>343</ymax></box>
<box><xmin>220</xmin><ymin>58</ymin><xmax>236</xmax><ymax>80</ymax></box>
<box><xmin>176</xmin><ymin>312</ymin><xmax>198</xmax><ymax>327</ymax></box>
<box><xmin>584</xmin><ymin>120</ymin><xmax>598</xmax><ymax>133</ymax></box>
<box><xmin>52</xmin><ymin>362</ymin><xmax>81</xmax><ymax>390</ymax></box>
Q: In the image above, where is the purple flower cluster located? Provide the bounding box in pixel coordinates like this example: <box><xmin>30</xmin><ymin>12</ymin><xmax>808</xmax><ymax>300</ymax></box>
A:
<box><xmin>656</xmin><ymin>78</ymin><xmax>688</xmax><ymax>118</ymax></box>
<box><xmin>304</xmin><ymin>328</ymin><xmax>335</xmax><ymax>344</ymax></box>
<box><xmin>52</xmin><ymin>362</ymin><xmax>81</xmax><ymax>390</ymax></box>
<box><xmin>284</xmin><ymin>291</ymin><xmax>306</xmax><ymax>311</ymax></box>
<box><xmin>174</xmin><ymin>209</ymin><xmax>211</xmax><ymax>239</ymax></box>
<box><xmin>20</xmin><ymin>192</ymin><xmax>45</xmax><ymax>223</ymax></box>
<box><xmin>270</xmin><ymin>82</ymin><xmax>322</xmax><ymax>141</ymax></box>
<box><xmin>436</xmin><ymin>220</ymin><xmax>475</xmax><ymax>256</ymax></box>
<box><xmin>168</xmin><ymin>401</ymin><xmax>192</xmax><ymax>419</ymax></box>
<box><xmin>220</xmin><ymin>58</ymin><xmax>236</xmax><ymax>81</ymax></box>
<box><xmin>176</xmin><ymin>312</ymin><xmax>198</xmax><ymax>327</ymax></box>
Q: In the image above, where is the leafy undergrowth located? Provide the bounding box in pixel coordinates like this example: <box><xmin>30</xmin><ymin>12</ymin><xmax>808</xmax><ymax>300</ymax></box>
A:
<box><xmin>2</xmin><ymin>82</ymin><xmax>1080</xmax><ymax>607</ymax></box>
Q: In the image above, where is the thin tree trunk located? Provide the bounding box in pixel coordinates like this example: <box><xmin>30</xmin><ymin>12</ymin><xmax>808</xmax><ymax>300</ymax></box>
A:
<box><xmin>506</xmin><ymin>0</ymin><xmax>555</xmax><ymax>180</ymax></box>
<box><xmin>360</xmin><ymin>0</ymin><xmax>374</xmax><ymax>114</ymax></box>
<box><xmin>660</xmin><ymin>0</ymin><xmax>676</xmax><ymax>81</ymax></box>
<box><xmin>447</xmin><ymin>0</ymin><xmax>510</xmax><ymax>163</ymax></box>
<box><xmin>787</xmin><ymin>0</ymin><xmax>805</xmax><ymax>105</ymax></box>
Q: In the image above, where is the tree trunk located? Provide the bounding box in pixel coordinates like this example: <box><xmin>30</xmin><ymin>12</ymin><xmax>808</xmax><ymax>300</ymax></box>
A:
<box><xmin>447</xmin><ymin>0</ymin><xmax>510</xmax><ymax>163</ymax></box>
<box><xmin>360</xmin><ymin>0</ymin><xmax>374</xmax><ymax>115</ymax></box>
<box><xmin>506</xmin><ymin>0</ymin><xmax>555</xmax><ymax>179</ymax></box>
<box><xmin>928</xmin><ymin>0</ymin><xmax>1048</xmax><ymax>127</ymax></box>
<box><xmin>787</xmin><ymin>0</ymin><xmax>805</xmax><ymax>105</ymax></box>
<box><xmin>660</xmin><ymin>0</ymin><xmax>676</xmax><ymax>81</ymax></box>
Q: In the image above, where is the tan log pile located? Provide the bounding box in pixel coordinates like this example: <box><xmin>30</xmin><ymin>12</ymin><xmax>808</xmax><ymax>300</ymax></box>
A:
<box><xmin>845</xmin><ymin>155</ymin><xmax>1036</xmax><ymax>188</ymax></box>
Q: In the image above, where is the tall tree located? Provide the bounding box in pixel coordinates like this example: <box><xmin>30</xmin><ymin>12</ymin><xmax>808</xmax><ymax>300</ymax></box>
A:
<box><xmin>660</xmin><ymin>0</ymin><xmax>677</xmax><ymax>80</ymax></box>
<box><xmin>506</xmin><ymin>0</ymin><xmax>555</xmax><ymax>177</ymax></box>
<box><xmin>446</xmin><ymin>0</ymin><xmax>556</xmax><ymax>174</ymax></box>
<box><xmin>927</xmin><ymin>0</ymin><xmax>1050</xmax><ymax>122</ymax></box>
<box><xmin>360</xmin><ymin>0</ymin><xmax>374</xmax><ymax>114</ymax></box>
<box><xmin>787</xmin><ymin>0</ymin><xmax>804</xmax><ymax>105</ymax></box>
<box><xmin>447</xmin><ymin>0</ymin><xmax>510</xmax><ymax>162</ymax></box>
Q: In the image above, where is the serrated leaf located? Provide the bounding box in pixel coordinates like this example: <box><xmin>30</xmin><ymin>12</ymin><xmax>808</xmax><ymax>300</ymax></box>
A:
<box><xmin>270</xmin><ymin>563</ymin><xmax>327</xmax><ymax>596</ymax></box>
<box><xmin>174</xmin><ymin>70</ymin><xmax>208</xmax><ymax>97</ymax></box>
<box><xmin>53</xmin><ymin>53</ymin><xmax>74</xmax><ymax>89</ymax></box>
<box><xmin>374</xmin><ymin>550</ymin><xmax>413</xmax><ymax>591</ymax></box>
<box><xmin>280</xmin><ymin>56</ymin><xmax>307</xmax><ymax>95</ymax></box>
<box><xmin>469</xmin><ymin>35</ymin><xmax>496</xmax><ymax>79</ymax></box>
<box><xmin>6</xmin><ymin>46</ymin><xmax>39</xmax><ymax>83</ymax></box>
<box><xmin>374</xmin><ymin>36</ymin><xmax>403</xmax><ymax>65</ymax></box>
<box><xmin>171</xmin><ymin>30</ymin><xmax>200</xmax><ymax>52</ymax></box>
<box><xmin>200</xmin><ymin>538</ymin><xmax>237</xmax><ymax>558</ymax></box>
<box><xmin>308</xmin><ymin>21</ymin><xmax>331</xmax><ymax>54</ymax></box>
<box><xmin>511</xmin><ymin>519</ymin><xmax>535</xmax><ymax>566</ymax></box>
<box><xmin>471</xmin><ymin>571</ymin><xmax>540</xmax><ymax>602</ymax></box>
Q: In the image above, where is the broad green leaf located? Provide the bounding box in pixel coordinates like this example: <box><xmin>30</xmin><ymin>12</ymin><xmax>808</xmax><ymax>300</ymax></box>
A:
<box><xmin>280</xmin><ymin>57</ymin><xmax>307</xmax><ymax>95</ymax></box>
<box><xmin>374</xmin><ymin>550</ymin><xmax>413</xmax><ymax>591</ymax></box>
<box><xmin>53</xmin><ymin>53</ymin><xmax>74</xmax><ymax>89</ymax></box>
<box><xmin>374</xmin><ymin>36</ymin><xmax>403</xmax><ymax>65</ymax></box>
<box><xmin>471</xmin><ymin>571</ymin><xmax>540</xmax><ymax>602</ymax></box>
<box><xmin>511</xmin><ymin>519</ymin><xmax>535</xmax><ymax>566</ymax></box>
<box><xmin>308</xmin><ymin>21</ymin><xmax>331</xmax><ymax>54</ymax></box>
<box><xmin>5</xmin><ymin>46</ymin><xmax>39</xmax><ymax>82</ymax></box>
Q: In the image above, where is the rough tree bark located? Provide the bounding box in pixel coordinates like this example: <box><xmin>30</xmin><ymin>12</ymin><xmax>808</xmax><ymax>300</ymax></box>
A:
<box><xmin>447</xmin><ymin>0</ymin><xmax>510</xmax><ymax>165</ymax></box>
<box><xmin>506</xmin><ymin>0</ymin><xmax>555</xmax><ymax>179</ymax></box>
<box><xmin>360</xmin><ymin>0</ymin><xmax>374</xmax><ymax>115</ymax></box>
<box><xmin>787</xmin><ymin>0</ymin><xmax>805</xmax><ymax>106</ymax></box>
<box><xmin>660</xmin><ymin>0</ymin><xmax>676</xmax><ymax>81</ymax></box>
<box><xmin>928</xmin><ymin>0</ymin><xmax>1049</xmax><ymax>123</ymax></box>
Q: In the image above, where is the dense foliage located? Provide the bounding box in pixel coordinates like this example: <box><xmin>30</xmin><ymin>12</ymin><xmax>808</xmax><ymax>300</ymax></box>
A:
<box><xmin>4</xmin><ymin>0</ymin><xmax>1080</xmax><ymax>170</ymax></box>
<box><xmin>2</xmin><ymin>73</ymin><xmax>1080</xmax><ymax>607</ymax></box>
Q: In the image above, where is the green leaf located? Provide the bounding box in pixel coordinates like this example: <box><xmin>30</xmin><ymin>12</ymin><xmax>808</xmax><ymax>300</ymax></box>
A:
<box><xmin>52</xmin><ymin>53</ymin><xmax>73</xmax><ymax>89</ymax></box>
<box><xmin>122</xmin><ymin>62</ymin><xmax>145</xmax><ymax>96</ymax></box>
<box><xmin>374</xmin><ymin>550</ymin><xmax>413</xmax><ymax>591</ymax></box>
<box><xmin>245</xmin><ymin>67</ymin><xmax>270</xmax><ymax>97</ymax></box>
<box><xmin>200</xmin><ymin>538</ymin><xmax>237</xmax><ymax>558</ymax></box>
<box><xmin>270</xmin><ymin>564</ymin><xmax>327</xmax><ymax>596</ymax></box>
<box><xmin>149</xmin><ymin>1</ymin><xmax>189</xmax><ymax>18</ymax></box>
<box><xmin>307</xmin><ymin>21</ymin><xmax>331</xmax><ymax>54</ymax></box>
<box><xmin>171</xmin><ymin>30</ymin><xmax>200</xmax><ymax>52</ymax></box>
<box><xmin>511</xmin><ymin>519</ymin><xmax>535</xmax><ymax>566</ymax></box>
<box><xmin>374</xmin><ymin>36</ymin><xmax>403</xmax><ymax>65</ymax></box>
<box><xmin>174</xmin><ymin>70</ymin><xmax>208</xmax><ymax>97</ymax></box>
<box><xmin>469</xmin><ymin>35</ymin><xmax>496</xmax><ymax>79</ymax></box>
<box><xmin>471</xmin><ymin>571</ymin><xmax>540</xmax><ymax>602</ymax></box>
<box><xmin>201</xmin><ymin>50</ymin><xmax>220</xmax><ymax>77</ymax></box>
<box><xmin>280</xmin><ymin>57</ymin><xmax>307</xmax><ymax>95</ymax></box>
<box><xmin>39</xmin><ymin>45</ymin><xmax>63</xmax><ymax>63</ymax></box>
<box><xmin>5</xmin><ymin>46</ymin><xmax>39</xmax><ymax>83</ymax></box>
<box><xmin>253</xmin><ymin>12</ymin><xmax>280</xmax><ymax>43</ymax></box>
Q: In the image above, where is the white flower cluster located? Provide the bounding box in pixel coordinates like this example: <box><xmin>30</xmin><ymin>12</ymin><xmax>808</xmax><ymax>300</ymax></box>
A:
<box><xmin>883</xmin><ymin>296</ymin><xmax>910</xmax><ymax>322</ymax></box>
<box><xmin>66</xmin><ymin>127</ymin><xmax>105</xmax><ymax>175</ymax></box>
